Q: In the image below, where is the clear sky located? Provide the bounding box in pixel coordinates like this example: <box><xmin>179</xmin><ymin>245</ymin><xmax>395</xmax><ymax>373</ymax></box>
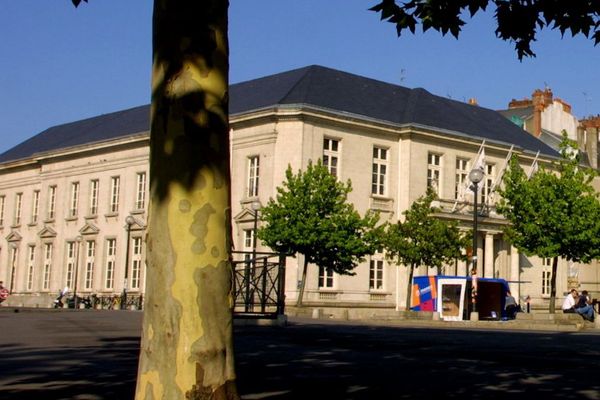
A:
<box><xmin>2</xmin><ymin>1</ymin><xmax>599</xmax><ymax>155</ymax></box>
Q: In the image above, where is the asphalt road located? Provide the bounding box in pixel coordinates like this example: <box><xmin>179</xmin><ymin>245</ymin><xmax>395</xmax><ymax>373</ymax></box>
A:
<box><xmin>1</xmin><ymin>309</ymin><xmax>600</xmax><ymax>399</ymax></box>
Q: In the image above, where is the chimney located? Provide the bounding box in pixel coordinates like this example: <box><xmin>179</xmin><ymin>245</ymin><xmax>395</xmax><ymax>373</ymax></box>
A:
<box><xmin>468</xmin><ymin>98</ymin><xmax>478</xmax><ymax>106</ymax></box>
<box><xmin>581</xmin><ymin>116</ymin><xmax>600</xmax><ymax>169</ymax></box>
<box><xmin>531</xmin><ymin>89</ymin><xmax>545</xmax><ymax>138</ymax></box>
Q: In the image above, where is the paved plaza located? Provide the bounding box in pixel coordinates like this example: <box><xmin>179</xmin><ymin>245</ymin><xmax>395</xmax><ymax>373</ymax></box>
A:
<box><xmin>1</xmin><ymin>309</ymin><xmax>600</xmax><ymax>399</ymax></box>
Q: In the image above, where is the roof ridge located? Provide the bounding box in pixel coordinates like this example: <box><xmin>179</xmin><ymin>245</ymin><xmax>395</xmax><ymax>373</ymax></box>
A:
<box><xmin>278</xmin><ymin>65</ymin><xmax>318</xmax><ymax>104</ymax></box>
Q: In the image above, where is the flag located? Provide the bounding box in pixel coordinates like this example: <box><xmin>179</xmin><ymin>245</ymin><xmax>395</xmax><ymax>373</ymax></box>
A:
<box><xmin>486</xmin><ymin>145</ymin><xmax>514</xmax><ymax>205</ymax></box>
<box><xmin>526</xmin><ymin>151</ymin><xmax>540</xmax><ymax>179</ymax></box>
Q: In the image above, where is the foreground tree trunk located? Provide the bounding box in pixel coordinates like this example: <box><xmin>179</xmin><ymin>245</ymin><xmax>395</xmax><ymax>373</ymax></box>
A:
<box><xmin>549</xmin><ymin>256</ymin><xmax>559</xmax><ymax>314</ymax></box>
<box><xmin>405</xmin><ymin>263</ymin><xmax>416</xmax><ymax>311</ymax></box>
<box><xmin>136</xmin><ymin>1</ymin><xmax>239</xmax><ymax>399</ymax></box>
<box><xmin>296</xmin><ymin>258</ymin><xmax>309</xmax><ymax>307</ymax></box>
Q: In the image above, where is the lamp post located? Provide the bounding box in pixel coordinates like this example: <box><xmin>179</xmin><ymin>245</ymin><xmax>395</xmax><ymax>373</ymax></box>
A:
<box><xmin>251</xmin><ymin>200</ymin><xmax>262</xmax><ymax>266</ymax></box>
<box><xmin>73</xmin><ymin>236</ymin><xmax>83</xmax><ymax>309</ymax></box>
<box><xmin>469</xmin><ymin>167</ymin><xmax>484</xmax><ymax>320</ymax></box>
<box><xmin>121</xmin><ymin>216</ymin><xmax>135</xmax><ymax>310</ymax></box>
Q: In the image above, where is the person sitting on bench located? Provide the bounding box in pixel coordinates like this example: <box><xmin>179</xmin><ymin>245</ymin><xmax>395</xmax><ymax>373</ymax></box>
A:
<box><xmin>575</xmin><ymin>290</ymin><xmax>595</xmax><ymax>322</ymax></box>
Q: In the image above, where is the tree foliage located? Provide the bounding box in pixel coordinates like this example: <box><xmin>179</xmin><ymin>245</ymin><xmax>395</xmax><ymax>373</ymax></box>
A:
<box><xmin>258</xmin><ymin>160</ymin><xmax>383</xmax><ymax>306</ymax></box>
<box><xmin>383</xmin><ymin>188</ymin><xmax>469</xmax><ymax>310</ymax></box>
<box><xmin>370</xmin><ymin>0</ymin><xmax>600</xmax><ymax>59</ymax></box>
<box><xmin>497</xmin><ymin>134</ymin><xmax>600</xmax><ymax>313</ymax></box>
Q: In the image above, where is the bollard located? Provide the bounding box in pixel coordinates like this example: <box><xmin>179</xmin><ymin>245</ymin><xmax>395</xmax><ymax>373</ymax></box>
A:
<box><xmin>470</xmin><ymin>311</ymin><xmax>479</xmax><ymax>321</ymax></box>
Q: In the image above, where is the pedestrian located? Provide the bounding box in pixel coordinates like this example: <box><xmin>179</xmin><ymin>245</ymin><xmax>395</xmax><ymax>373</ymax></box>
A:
<box><xmin>504</xmin><ymin>291</ymin><xmax>521</xmax><ymax>319</ymax></box>
<box><xmin>575</xmin><ymin>290</ymin><xmax>595</xmax><ymax>322</ymax></box>
<box><xmin>0</xmin><ymin>281</ymin><xmax>9</xmax><ymax>305</ymax></box>
<box><xmin>562</xmin><ymin>289</ymin><xmax>578</xmax><ymax>313</ymax></box>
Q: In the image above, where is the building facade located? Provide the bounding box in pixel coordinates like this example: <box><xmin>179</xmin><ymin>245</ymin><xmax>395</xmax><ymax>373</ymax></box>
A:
<box><xmin>2</xmin><ymin>66</ymin><xmax>599</xmax><ymax>312</ymax></box>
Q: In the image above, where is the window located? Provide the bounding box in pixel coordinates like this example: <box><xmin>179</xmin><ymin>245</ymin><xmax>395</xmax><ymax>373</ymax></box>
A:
<box><xmin>43</xmin><ymin>243</ymin><xmax>53</xmax><ymax>290</ymax></box>
<box><xmin>542</xmin><ymin>258</ymin><xmax>552</xmax><ymax>297</ymax></box>
<box><xmin>47</xmin><ymin>185</ymin><xmax>57</xmax><ymax>220</ymax></box>
<box><xmin>481</xmin><ymin>164</ymin><xmax>495</xmax><ymax>204</ymax></box>
<box><xmin>31</xmin><ymin>190</ymin><xmax>40</xmax><ymax>223</ymax></box>
<box><xmin>14</xmin><ymin>193</ymin><xmax>23</xmax><ymax>226</ymax></box>
<box><xmin>131</xmin><ymin>237</ymin><xmax>143</xmax><ymax>289</ymax></box>
<box><xmin>66</xmin><ymin>242</ymin><xmax>76</xmax><ymax>289</ymax></box>
<box><xmin>372</xmin><ymin>147</ymin><xmax>388</xmax><ymax>196</ymax></box>
<box><xmin>69</xmin><ymin>182</ymin><xmax>80</xmax><ymax>218</ymax></box>
<box><xmin>455</xmin><ymin>158</ymin><xmax>469</xmax><ymax>200</ymax></box>
<box><xmin>369</xmin><ymin>253</ymin><xmax>385</xmax><ymax>290</ymax></box>
<box><xmin>427</xmin><ymin>153</ymin><xmax>441</xmax><ymax>195</ymax></box>
<box><xmin>27</xmin><ymin>245</ymin><xmax>35</xmax><ymax>291</ymax></box>
<box><xmin>84</xmin><ymin>241</ymin><xmax>96</xmax><ymax>290</ymax></box>
<box><xmin>110</xmin><ymin>176</ymin><xmax>120</xmax><ymax>213</ymax></box>
<box><xmin>9</xmin><ymin>246</ymin><xmax>18</xmax><ymax>292</ymax></box>
<box><xmin>323</xmin><ymin>138</ymin><xmax>340</xmax><ymax>177</ymax></box>
<box><xmin>318</xmin><ymin>266</ymin><xmax>334</xmax><ymax>288</ymax></box>
<box><xmin>89</xmin><ymin>180</ymin><xmax>99</xmax><ymax>215</ymax></box>
<box><xmin>135</xmin><ymin>172</ymin><xmax>147</xmax><ymax>210</ymax></box>
<box><xmin>0</xmin><ymin>195</ymin><xmax>5</xmax><ymax>226</ymax></box>
<box><xmin>105</xmin><ymin>239</ymin><xmax>116</xmax><ymax>289</ymax></box>
<box><xmin>247</xmin><ymin>156</ymin><xmax>260</xmax><ymax>197</ymax></box>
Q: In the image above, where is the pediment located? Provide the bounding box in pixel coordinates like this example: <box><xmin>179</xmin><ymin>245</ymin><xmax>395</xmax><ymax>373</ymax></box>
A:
<box><xmin>233</xmin><ymin>208</ymin><xmax>257</xmax><ymax>223</ymax></box>
<box><xmin>38</xmin><ymin>226</ymin><xmax>57</xmax><ymax>239</ymax></box>
<box><xmin>79</xmin><ymin>222</ymin><xmax>100</xmax><ymax>236</ymax></box>
<box><xmin>126</xmin><ymin>216</ymin><xmax>146</xmax><ymax>231</ymax></box>
<box><xmin>5</xmin><ymin>231</ymin><xmax>22</xmax><ymax>242</ymax></box>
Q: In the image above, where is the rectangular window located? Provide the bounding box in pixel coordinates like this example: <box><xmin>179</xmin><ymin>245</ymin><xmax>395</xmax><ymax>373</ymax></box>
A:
<box><xmin>14</xmin><ymin>193</ymin><xmax>23</xmax><ymax>226</ymax></box>
<box><xmin>371</xmin><ymin>147</ymin><xmax>388</xmax><ymax>196</ymax></box>
<box><xmin>318</xmin><ymin>266</ymin><xmax>334</xmax><ymax>289</ymax></box>
<box><xmin>89</xmin><ymin>179</ymin><xmax>99</xmax><ymax>215</ymax></box>
<box><xmin>427</xmin><ymin>153</ymin><xmax>441</xmax><ymax>195</ymax></box>
<box><xmin>47</xmin><ymin>185</ymin><xmax>57</xmax><ymax>220</ymax></box>
<box><xmin>110</xmin><ymin>176</ymin><xmax>120</xmax><ymax>213</ymax></box>
<box><xmin>455</xmin><ymin>158</ymin><xmax>469</xmax><ymax>200</ymax></box>
<box><xmin>9</xmin><ymin>246</ymin><xmax>18</xmax><ymax>292</ymax></box>
<box><xmin>27</xmin><ymin>245</ymin><xmax>35</xmax><ymax>291</ymax></box>
<box><xmin>31</xmin><ymin>190</ymin><xmax>40</xmax><ymax>224</ymax></box>
<box><xmin>66</xmin><ymin>242</ymin><xmax>76</xmax><ymax>289</ymax></box>
<box><xmin>369</xmin><ymin>254</ymin><xmax>384</xmax><ymax>290</ymax></box>
<box><xmin>105</xmin><ymin>239</ymin><xmax>116</xmax><ymax>289</ymax></box>
<box><xmin>135</xmin><ymin>172</ymin><xmax>147</xmax><ymax>209</ymax></box>
<box><xmin>69</xmin><ymin>182</ymin><xmax>80</xmax><ymax>218</ymax></box>
<box><xmin>542</xmin><ymin>258</ymin><xmax>552</xmax><ymax>297</ymax></box>
<box><xmin>481</xmin><ymin>164</ymin><xmax>495</xmax><ymax>204</ymax></box>
<box><xmin>131</xmin><ymin>237</ymin><xmax>143</xmax><ymax>289</ymax></box>
<box><xmin>247</xmin><ymin>156</ymin><xmax>260</xmax><ymax>197</ymax></box>
<box><xmin>0</xmin><ymin>195</ymin><xmax>5</xmax><ymax>226</ymax></box>
<box><xmin>84</xmin><ymin>241</ymin><xmax>95</xmax><ymax>290</ymax></box>
<box><xmin>43</xmin><ymin>243</ymin><xmax>53</xmax><ymax>290</ymax></box>
<box><xmin>323</xmin><ymin>138</ymin><xmax>340</xmax><ymax>177</ymax></box>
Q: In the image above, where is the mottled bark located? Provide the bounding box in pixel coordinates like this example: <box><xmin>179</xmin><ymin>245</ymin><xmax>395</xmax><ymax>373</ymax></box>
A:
<box><xmin>405</xmin><ymin>263</ymin><xmax>416</xmax><ymax>311</ymax></box>
<box><xmin>136</xmin><ymin>1</ymin><xmax>238</xmax><ymax>399</ymax></box>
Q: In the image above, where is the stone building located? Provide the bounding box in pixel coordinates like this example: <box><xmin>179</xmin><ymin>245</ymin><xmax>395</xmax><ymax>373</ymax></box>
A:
<box><xmin>1</xmin><ymin>65</ymin><xmax>597</xmax><ymax>312</ymax></box>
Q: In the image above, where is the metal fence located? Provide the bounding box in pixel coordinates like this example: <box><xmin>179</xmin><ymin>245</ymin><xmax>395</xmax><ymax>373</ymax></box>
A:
<box><xmin>231</xmin><ymin>251</ymin><xmax>286</xmax><ymax>318</ymax></box>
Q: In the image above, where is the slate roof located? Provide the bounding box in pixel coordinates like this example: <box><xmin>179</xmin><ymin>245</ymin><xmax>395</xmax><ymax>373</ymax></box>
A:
<box><xmin>0</xmin><ymin>65</ymin><xmax>557</xmax><ymax>164</ymax></box>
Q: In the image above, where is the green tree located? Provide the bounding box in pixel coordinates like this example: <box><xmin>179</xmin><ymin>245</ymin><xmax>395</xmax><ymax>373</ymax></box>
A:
<box><xmin>370</xmin><ymin>0</ymin><xmax>600</xmax><ymax>59</ymax></box>
<box><xmin>497</xmin><ymin>134</ymin><xmax>600</xmax><ymax>313</ymax></box>
<box><xmin>383</xmin><ymin>188</ymin><xmax>469</xmax><ymax>310</ymax></box>
<box><xmin>258</xmin><ymin>160</ymin><xmax>383</xmax><ymax>307</ymax></box>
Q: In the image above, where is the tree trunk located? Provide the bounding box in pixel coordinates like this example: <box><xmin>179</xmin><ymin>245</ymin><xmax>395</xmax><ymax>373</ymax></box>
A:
<box><xmin>549</xmin><ymin>256</ymin><xmax>559</xmax><ymax>314</ymax></box>
<box><xmin>296</xmin><ymin>257</ymin><xmax>309</xmax><ymax>307</ymax></box>
<box><xmin>405</xmin><ymin>263</ymin><xmax>416</xmax><ymax>311</ymax></box>
<box><xmin>136</xmin><ymin>2</ymin><xmax>239</xmax><ymax>399</ymax></box>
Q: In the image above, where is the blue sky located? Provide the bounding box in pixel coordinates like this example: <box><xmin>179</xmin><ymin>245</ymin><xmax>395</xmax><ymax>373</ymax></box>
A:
<box><xmin>2</xmin><ymin>1</ymin><xmax>599</xmax><ymax>155</ymax></box>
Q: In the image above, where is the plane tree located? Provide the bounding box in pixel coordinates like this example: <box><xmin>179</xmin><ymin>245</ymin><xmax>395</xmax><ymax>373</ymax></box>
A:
<box><xmin>257</xmin><ymin>161</ymin><xmax>383</xmax><ymax>307</ymax></box>
<box><xmin>497</xmin><ymin>135</ymin><xmax>600</xmax><ymax>313</ymax></box>
<box><xmin>383</xmin><ymin>188</ymin><xmax>469</xmax><ymax>310</ymax></box>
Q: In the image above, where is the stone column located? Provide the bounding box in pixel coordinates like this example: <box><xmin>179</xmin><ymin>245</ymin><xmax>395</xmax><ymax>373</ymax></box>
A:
<box><xmin>484</xmin><ymin>233</ymin><xmax>494</xmax><ymax>278</ymax></box>
<box><xmin>510</xmin><ymin>245</ymin><xmax>520</xmax><ymax>300</ymax></box>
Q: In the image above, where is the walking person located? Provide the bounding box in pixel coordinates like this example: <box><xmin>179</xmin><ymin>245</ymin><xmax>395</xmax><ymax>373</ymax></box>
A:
<box><xmin>0</xmin><ymin>281</ymin><xmax>9</xmax><ymax>305</ymax></box>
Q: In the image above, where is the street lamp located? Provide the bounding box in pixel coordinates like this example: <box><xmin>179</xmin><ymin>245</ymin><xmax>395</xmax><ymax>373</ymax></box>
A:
<box><xmin>469</xmin><ymin>167</ymin><xmax>484</xmax><ymax>320</ymax></box>
<box><xmin>251</xmin><ymin>200</ymin><xmax>262</xmax><ymax>265</ymax></box>
<box><xmin>73</xmin><ymin>236</ymin><xmax>83</xmax><ymax>309</ymax></box>
<box><xmin>121</xmin><ymin>215</ymin><xmax>135</xmax><ymax>310</ymax></box>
